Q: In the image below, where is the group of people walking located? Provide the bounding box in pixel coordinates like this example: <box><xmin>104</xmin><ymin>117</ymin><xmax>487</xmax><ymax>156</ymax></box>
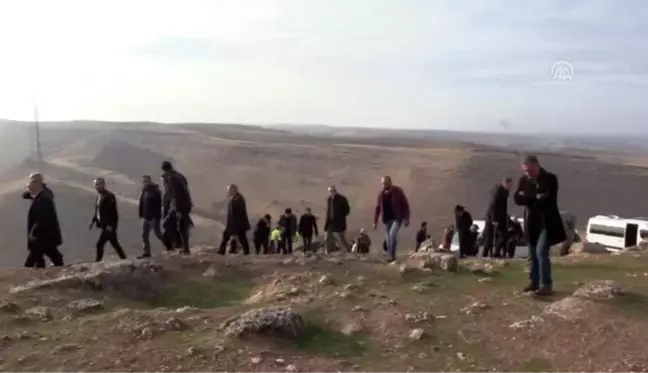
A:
<box><xmin>23</xmin><ymin>161</ymin><xmax>194</xmax><ymax>267</ymax></box>
<box><xmin>22</xmin><ymin>155</ymin><xmax>564</xmax><ymax>296</ymax></box>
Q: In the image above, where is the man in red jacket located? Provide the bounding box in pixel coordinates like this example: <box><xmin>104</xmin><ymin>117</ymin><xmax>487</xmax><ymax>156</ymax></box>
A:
<box><xmin>373</xmin><ymin>176</ymin><xmax>410</xmax><ymax>262</ymax></box>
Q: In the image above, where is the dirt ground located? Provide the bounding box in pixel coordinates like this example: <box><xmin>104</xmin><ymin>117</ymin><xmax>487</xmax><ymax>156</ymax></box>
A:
<box><xmin>1</xmin><ymin>248</ymin><xmax>648</xmax><ymax>372</ymax></box>
<box><xmin>0</xmin><ymin>123</ymin><xmax>647</xmax><ymax>267</ymax></box>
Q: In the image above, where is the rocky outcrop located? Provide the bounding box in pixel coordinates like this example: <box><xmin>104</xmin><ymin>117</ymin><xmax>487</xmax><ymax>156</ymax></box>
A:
<box><xmin>221</xmin><ymin>307</ymin><xmax>305</xmax><ymax>338</ymax></box>
<box><xmin>542</xmin><ymin>296</ymin><xmax>589</xmax><ymax>322</ymax></box>
<box><xmin>10</xmin><ymin>260</ymin><xmax>166</xmax><ymax>301</ymax></box>
<box><xmin>542</xmin><ymin>280</ymin><xmax>625</xmax><ymax>322</ymax></box>
<box><xmin>567</xmin><ymin>242</ymin><xmax>609</xmax><ymax>255</ymax></box>
<box><xmin>572</xmin><ymin>280</ymin><xmax>624</xmax><ymax>300</ymax></box>
<box><xmin>407</xmin><ymin>252</ymin><xmax>458</xmax><ymax>272</ymax></box>
<box><xmin>416</xmin><ymin>238</ymin><xmax>447</xmax><ymax>253</ymax></box>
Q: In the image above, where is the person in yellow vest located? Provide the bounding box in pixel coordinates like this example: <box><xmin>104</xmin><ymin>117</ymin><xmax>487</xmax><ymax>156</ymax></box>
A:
<box><xmin>270</xmin><ymin>226</ymin><xmax>283</xmax><ymax>254</ymax></box>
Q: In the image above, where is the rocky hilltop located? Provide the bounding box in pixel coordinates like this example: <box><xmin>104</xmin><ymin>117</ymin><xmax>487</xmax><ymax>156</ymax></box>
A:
<box><xmin>1</xmin><ymin>245</ymin><xmax>648</xmax><ymax>372</ymax></box>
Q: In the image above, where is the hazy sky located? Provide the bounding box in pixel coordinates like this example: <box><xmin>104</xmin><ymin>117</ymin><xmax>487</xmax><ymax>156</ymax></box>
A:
<box><xmin>0</xmin><ymin>0</ymin><xmax>646</xmax><ymax>133</ymax></box>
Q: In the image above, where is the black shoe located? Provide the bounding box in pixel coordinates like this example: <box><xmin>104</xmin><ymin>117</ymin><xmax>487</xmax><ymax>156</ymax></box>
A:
<box><xmin>137</xmin><ymin>254</ymin><xmax>151</xmax><ymax>259</ymax></box>
<box><xmin>535</xmin><ymin>285</ymin><xmax>554</xmax><ymax>296</ymax></box>
<box><xmin>522</xmin><ymin>284</ymin><xmax>539</xmax><ymax>293</ymax></box>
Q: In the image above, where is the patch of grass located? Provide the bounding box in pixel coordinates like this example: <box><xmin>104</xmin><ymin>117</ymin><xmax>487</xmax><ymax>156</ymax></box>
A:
<box><xmin>608</xmin><ymin>292</ymin><xmax>648</xmax><ymax>318</ymax></box>
<box><xmin>519</xmin><ymin>357</ymin><xmax>553</xmax><ymax>372</ymax></box>
<box><xmin>148</xmin><ymin>277</ymin><xmax>254</xmax><ymax>309</ymax></box>
<box><xmin>294</xmin><ymin>323</ymin><xmax>370</xmax><ymax>358</ymax></box>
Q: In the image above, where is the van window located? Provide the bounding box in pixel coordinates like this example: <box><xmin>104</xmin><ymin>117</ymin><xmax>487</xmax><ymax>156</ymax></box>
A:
<box><xmin>640</xmin><ymin>229</ymin><xmax>648</xmax><ymax>239</ymax></box>
<box><xmin>589</xmin><ymin>224</ymin><xmax>625</xmax><ymax>238</ymax></box>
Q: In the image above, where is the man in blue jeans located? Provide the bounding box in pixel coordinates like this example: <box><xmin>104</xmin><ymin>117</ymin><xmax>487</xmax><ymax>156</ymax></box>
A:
<box><xmin>373</xmin><ymin>176</ymin><xmax>410</xmax><ymax>263</ymax></box>
<box><xmin>514</xmin><ymin>155</ymin><xmax>566</xmax><ymax>296</ymax></box>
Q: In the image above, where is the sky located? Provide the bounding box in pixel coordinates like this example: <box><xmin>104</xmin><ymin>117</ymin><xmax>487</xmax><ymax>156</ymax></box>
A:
<box><xmin>0</xmin><ymin>0</ymin><xmax>646</xmax><ymax>133</ymax></box>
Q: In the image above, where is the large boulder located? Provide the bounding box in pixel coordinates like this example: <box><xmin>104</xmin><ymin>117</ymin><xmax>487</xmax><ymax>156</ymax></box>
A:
<box><xmin>407</xmin><ymin>252</ymin><xmax>458</xmax><ymax>272</ymax></box>
<box><xmin>624</xmin><ymin>240</ymin><xmax>648</xmax><ymax>252</ymax></box>
<box><xmin>568</xmin><ymin>242</ymin><xmax>609</xmax><ymax>255</ymax></box>
<box><xmin>542</xmin><ymin>281</ymin><xmax>624</xmax><ymax>322</ymax></box>
<box><xmin>572</xmin><ymin>280</ymin><xmax>624</xmax><ymax>300</ymax></box>
<box><xmin>542</xmin><ymin>296</ymin><xmax>589</xmax><ymax>322</ymax></box>
<box><xmin>417</xmin><ymin>238</ymin><xmax>447</xmax><ymax>253</ymax></box>
<box><xmin>221</xmin><ymin>307</ymin><xmax>305</xmax><ymax>338</ymax></box>
<box><xmin>10</xmin><ymin>260</ymin><xmax>166</xmax><ymax>300</ymax></box>
<box><xmin>552</xmin><ymin>211</ymin><xmax>578</xmax><ymax>256</ymax></box>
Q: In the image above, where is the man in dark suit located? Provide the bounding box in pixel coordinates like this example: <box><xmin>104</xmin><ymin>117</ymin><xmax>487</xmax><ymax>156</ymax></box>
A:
<box><xmin>89</xmin><ymin>177</ymin><xmax>127</xmax><ymax>262</ymax></box>
<box><xmin>324</xmin><ymin>185</ymin><xmax>351</xmax><ymax>253</ymax></box>
<box><xmin>482</xmin><ymin>177</ymin><xmax>513</xmax><ymax>258</ymax></box>
<box><xmin>298</xmin><ymin>207</ymin><xmax>319</xmax><ymax>252</ymax></box>
<box><xmin>138</xmin><ymin>175</ymin><xmax>168</xmax><ymax>258</ymax></box>
<box><xmin>161</xmin><ymin>161</ymin><xmax>193</xmax><ymax>254</ymax></box>
<box><xmin>373</xmin><ymin>176</ymin><xmax>410</xmax><ymax>262</ymax></box>
<box><xmin>278</xmin><ymin>208</ymin><xmax>298</xmax><ymax>254</ymax></box>
<box><xmin>454</xmin><ymin>205</ymin><xmax>474</xmax><ymax>258</ymax></box>
<box><xmin>24</xmin><ymin>173</ymin><xmax>64</xmax><ymax>268</ymax></box>
<box><xmin>218</xmin><ymin>184</ymin><xmax>251</xmax><ymax>255</ymax></box>
<box><xmin>253</xmin><ymin>214</ymin><xmax>272</xmax><ymax>255</ymax></box>
<box><xmin>514</xmin><ymin>155</ymin><xmax>566</xmax><ymax>296</ymax></box>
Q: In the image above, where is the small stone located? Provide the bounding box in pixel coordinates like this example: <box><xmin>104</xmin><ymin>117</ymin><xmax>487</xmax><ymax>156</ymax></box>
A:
<box><xmin>286</xmin><ymin>364</ymin><xmax>297</xmax><ymax>372</ymax></box>
<box><xmin>477</xmin><ymin>277</ymin><xmax>493</xmax><ymax>283</ymax></box>
<box><xmin>341</xmin><ymin>322</ymin><xmax>364</xmax><ymax>336</ymax></box>
<box><xmin>409</xmin><ymin>328</ymin><xmax>425</xmax><ymax>340</ymax></box>
<box><xmin>67</xmin><ymin>299</ymin><xmax>104</xmax><ymax>314</ymax></box>
<box><xmin>140</xmin><ymin>327</ymin><xmax>154</xmax><ymax>340</ymax></box>
<box><xmin>338</xmin><ymin>290</ymin><xmax>351</xmax><ymax>299</ymax></box>
<box><xmin>343</xmin><ymin>284</ymin><xmax>358</xmax><ymax>291</ymax></box>
<box><xmin>356</xmin><ymin>275</ymin><xmax>367</xmax><ymax>283</ymax></box>
<box><xmin>1</xmin><ymin>335</ymin><xmax>12</xmax><ymax>342</ymax></box>
<box><xmin>16</xmin><ymin>331</ymin><xmax>31</xmax><ymax>340</ymax></box>
<box><xmin>288</xmin><ymin>287</ymin><xmax>300</xmax><ymax>296</ymax></box>
<box><xmin>25</xmin><ymin>306</ymin><xmax>52</xmax><ymax>321</ymax></box>
<box><xmin>418</xmin><ymin>352</ymin><xmax>429</xmax><ymax>359</ymax></box>
<box><xmin>276</xmin><ymin>357</ymin><xmax>285</xmax><ymax>364</ymax></box>
<box><xmin>0</xmin><ymin>302</ymin><xmax>20</xmax><ymax>313</ymax></box>
<box><xmin>318</xmin><ymin>275</ymin><xmax>333</xmax><ymax>285</ymax></box>
<box><xmin>187</xmin><ymin>347</ymin><xmax>200</xmax><ymax>356</ymax></box>
<box><xmin>175</xmin><ymin>306</ymin><xmax>199</xmax><ymax>313</ymax></box>
<box><xmin>52</xmin><ymin>343</ymin><xmax>81</xmax><ymax>353</ymax></box>
<box><xmin>214</xmin><ymin>344</ymin><xmax>225</xmax><ymax>354</ymax></box>
<box><xmin>457</xmin><ymin>352</ymin><xmax>466</xmax><ymax>360</ymax></box>
<box><xmin>461</xmin><ymin>301</ymin><xmax>490</xmax><ymax>315</ymax></box>
<box><xmin>435</xmin><ymin>315</ymin><xmax>447</xmax><ymax>320</ymax></box>
<box><xmin>352</xmin><ymin>305</ymin><xmax>364</xmax><ymax>312</ymax></box>
<box><xmin>165</xmin><ymin>316</ymin><xmax>187</xmax><ymax>331</ymax></box>
<box><xmin>250</xmin><ymin>356</ymin><xmax>262</xmax><ymax>365</ymax></box>
<box><xmin>399</xmin><ymin>264</ymin><xmax>410</xmax><ymax>275</ymax></box>
<box><xmin>202</xmin><ymin>267</ymin><xmax>219</xmax><ymax>278</ymax></box>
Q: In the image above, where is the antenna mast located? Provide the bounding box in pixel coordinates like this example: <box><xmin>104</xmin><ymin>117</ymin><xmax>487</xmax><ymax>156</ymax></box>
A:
<box><xmin>33</xmin><ymin>100</ymin><xmax>43</xmax><ymax>168</ymax></box>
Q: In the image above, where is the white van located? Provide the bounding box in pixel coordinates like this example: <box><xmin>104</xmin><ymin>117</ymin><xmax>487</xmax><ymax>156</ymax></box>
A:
<box><xmin>449</xmin><ymin>219</ymin><xmax>529</xmax><ymax>258</ymax></box>
<box><xmin>585</xmin><ymin>215</ymin><xmax>648</xmax><ymax>251</ymax></box>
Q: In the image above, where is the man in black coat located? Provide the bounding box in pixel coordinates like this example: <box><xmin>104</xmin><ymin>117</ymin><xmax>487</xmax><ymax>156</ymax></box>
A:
<box><xmin>324</xmin><ymin>185</ymin><xmax>351</xmax><ymax>253</ymax></box>
<box><xmin>253</xmin><ymin>214</ymin><xmax>272</xmax><ymax>254</ymax></box>
<box><xmin>24</xmin><ymin>173</ymin><xmax>64</xmax><ymax>268</ymax></box>
<box><xmin>482</xmin><ymin>177</ymin><xmax>513</xmax><ymax>258</ymax></box>
<box><xmin>454</xmin><ymin>204</ymin><xmax>474</xmax><ymax>258</ymax></box>
<box><xmin>218</xmin><ymin>184</ymin><xmax>251</xmax><ymax>255</ymax></box>
<box><xmin>298</xmin><ymin>207</ymin><xmax>319</xmax><ymax>252</ymax></box>
<box><xmin>514</xmin><ymin>155</ymin><xmax>566</xmax><ymax>296</ymax></box>
<box><xmin>89</xmin><ymin>177</ymin><xmax>127</xmax><ymax>262</ymax></box>
<box><xmin>22</xmin><ymin>173</ymin><xmax>54</xmax><ymax>201</ymax></box>
<box><xmin>278</xmin><ymin>208</ymin><xmax>298</xmax><ymax>254</ymax></box>
<box><xmin>138</xmin><ymin>175</ymin><xmax>168</xmax><ymax>258</ymax></box>
<box><xmin>161</xmin><ymin>161</ymin><xmax>193</xmax><ymax>254</ymax></box>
